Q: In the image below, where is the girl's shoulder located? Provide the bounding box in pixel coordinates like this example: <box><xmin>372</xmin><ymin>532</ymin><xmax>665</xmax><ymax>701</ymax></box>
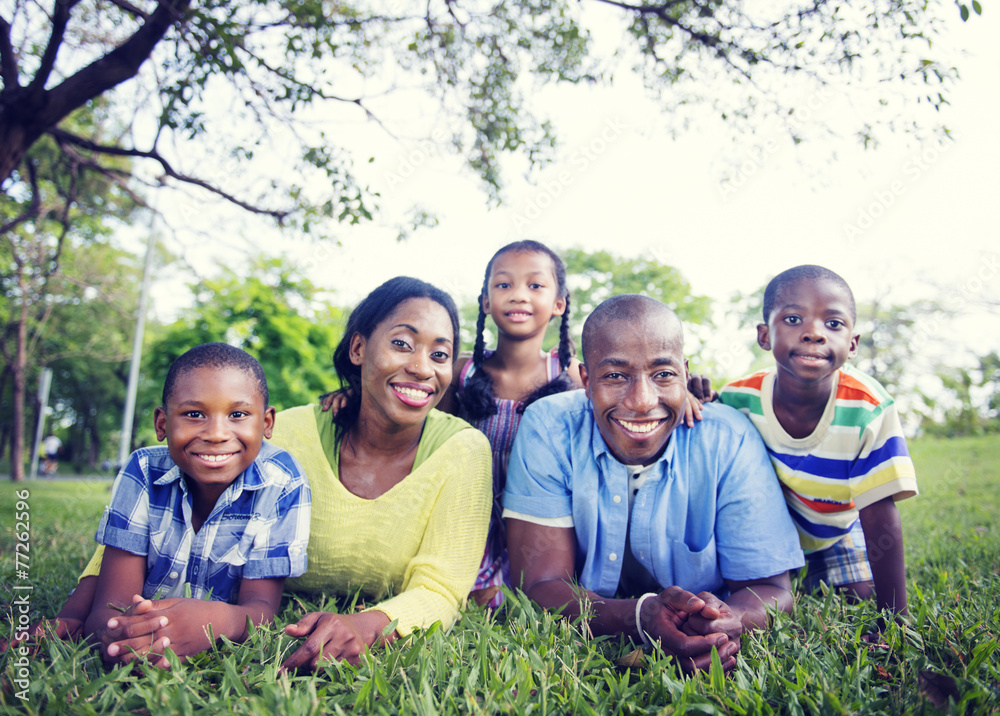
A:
<box><xmin>457</xmin><ymin>350</ymin><xmax>496</xmax><ymax>387</ymax></box>
<box><xmin>548</xmin><ymin>348</ymin><xmax>583</xmax><ymax>388</ymax></box>
<box><xmin>456</xmin><ymin>353</ymin><xmax>473</xmax><ymax>384</ymax></box>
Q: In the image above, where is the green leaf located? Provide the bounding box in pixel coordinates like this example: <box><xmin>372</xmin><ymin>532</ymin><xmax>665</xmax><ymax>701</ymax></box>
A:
<box><xmin>382</xmin><ymin>618</ymin><xmax>400</xmax><ymax>637</ymax></box>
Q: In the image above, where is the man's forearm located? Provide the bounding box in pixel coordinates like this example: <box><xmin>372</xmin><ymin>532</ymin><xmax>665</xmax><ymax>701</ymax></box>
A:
<box><xmin>525</xmin><ymin>578</ymin><xmax>640</xmax><ymax>639</ymax></box>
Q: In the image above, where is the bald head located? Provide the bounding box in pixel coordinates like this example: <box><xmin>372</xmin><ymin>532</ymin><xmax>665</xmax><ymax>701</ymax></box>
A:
<box><xmin>582</xmin><ymin>295</ymin><xmax>683</xmax><ymax>366</ymax></box>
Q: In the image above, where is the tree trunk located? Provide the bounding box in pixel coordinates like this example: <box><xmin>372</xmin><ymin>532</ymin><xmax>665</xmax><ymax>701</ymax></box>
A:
<box><xmin>0</xmin><ymin>365</ymin><xmax>9</xmax><ymax>461</ymax></box>
<box><xmin>87</xmin><ymin>407</ymin><xmax>101</xmax><ymax>471</ymax></box>
<box><xmin>0</xmin><ymin>121</ymin><xmax>39</xmax><ymax>184</ymax></box>
<box><xmin>11</xmin><ymin>264</ymin><xmax>27</xmax><ymax>481</ymax></box>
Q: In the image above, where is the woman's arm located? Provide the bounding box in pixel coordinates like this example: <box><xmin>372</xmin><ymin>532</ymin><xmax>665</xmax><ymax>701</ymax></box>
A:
<box><xmin>366</xmin><ymin>429</ymin><xmax>491</xmax><ymax>629</ymax></box>
<box><xmin>280</xmin><ymin>609</ymin><xmax>394</xmax><ymax>671</ymax></box>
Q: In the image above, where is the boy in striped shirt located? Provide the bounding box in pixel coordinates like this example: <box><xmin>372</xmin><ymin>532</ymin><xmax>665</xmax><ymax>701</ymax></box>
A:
<box><xmin>718</xmin><ymin>265</ymin><xmax>917</xmax><ymax>616</ymax></box>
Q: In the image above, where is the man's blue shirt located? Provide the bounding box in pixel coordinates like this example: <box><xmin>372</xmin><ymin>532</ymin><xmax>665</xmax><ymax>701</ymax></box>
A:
<box><xmin>503</xmin><ymin>391</ymin><xmax>804</xmax><ymax>597</ymax></box>
<box><xmin>95</xmin><ymin>441</ymin><xmax>311</xmax><ymax>603</ymax></box>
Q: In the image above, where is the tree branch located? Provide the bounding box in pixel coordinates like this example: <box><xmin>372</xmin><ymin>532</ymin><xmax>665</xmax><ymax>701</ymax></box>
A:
<box><xmin>37</xmin><ymin>0</ymin><xmax>192</xmax><ymax>132</ymax></box>
<box><xmin>49</xmin><ymin>127</ymin><xmax>291</xmax><ymax>223</ymax></box>
<box><xmin>105</xmin><ymin>0</ymin><xmax>150</xmax><ymax>21</ymax></box>
<box><xmin>27</xmin><ymin>0</ymin><xmax>81</xmax><ymax>95</ymax></box>
<box><xmin>592</xmin><ymin>0</ymin><xmax>721</xmax><ymax>47</ymax></box>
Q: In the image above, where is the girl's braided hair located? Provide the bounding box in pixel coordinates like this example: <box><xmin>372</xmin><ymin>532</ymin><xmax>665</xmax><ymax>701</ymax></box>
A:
<box><xmin>457</xmin><ymin>241</ymin><xmax>576</xmax><ymax>421</ymax></box>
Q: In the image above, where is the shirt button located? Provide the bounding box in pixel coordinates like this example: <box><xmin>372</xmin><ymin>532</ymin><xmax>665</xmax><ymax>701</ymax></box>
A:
<box><xmin>169</xmin><ymin>571</ymin><xmax>179</xmax><ymax>579</ymax></box>
<box><xmin>609</xmin><ymin>553</ymin><xmax>618</xmax><ymax>562</ymax></box>
<box><xmin>613</xmin><ymin>495</ymin><xmax>622</xmax><ymax>504</ymax></box>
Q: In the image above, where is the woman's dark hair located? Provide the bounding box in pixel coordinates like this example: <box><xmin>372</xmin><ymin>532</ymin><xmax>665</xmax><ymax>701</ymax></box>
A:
<box><xmin>458</xmin><ymin>240</ymin><xmax>575</xmax><ymax>421</ymax></box>
<box><xmin>331</xmin><ymin>276</ymin><xmax>460</xmax><ymax>442</ymax></box>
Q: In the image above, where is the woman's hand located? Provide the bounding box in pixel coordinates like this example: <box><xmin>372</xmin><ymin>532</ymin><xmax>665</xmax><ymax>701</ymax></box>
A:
<box><xmin>280</xmin><ymin>610</ymin><xmax>391</xmax><ymax>671</ymax></box>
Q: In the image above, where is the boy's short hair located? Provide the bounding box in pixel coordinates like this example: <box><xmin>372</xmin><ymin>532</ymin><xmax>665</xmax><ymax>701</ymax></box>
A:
<box><xmin>762</xmin><ymin>265</ymin><xmax>856</xmax><ymax>324</ymax></box>
<box><xmin>162</xmin><ymin>343</ymin><xmax>269</xmax><ymax>407</ymax></box>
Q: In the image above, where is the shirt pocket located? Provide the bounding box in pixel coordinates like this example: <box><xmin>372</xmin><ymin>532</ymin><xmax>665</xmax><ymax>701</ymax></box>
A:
<box><xmin>657</xmin><ymin>537</ymin><xmax>721</xmax><ymax>595</ymax></box>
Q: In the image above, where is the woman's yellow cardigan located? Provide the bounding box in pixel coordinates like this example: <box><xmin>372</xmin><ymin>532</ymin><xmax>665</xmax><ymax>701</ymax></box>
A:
<box><xmin>270</xmin><ymin>405</ymin><xmax>492</xmax><ymax>635</ymax></box>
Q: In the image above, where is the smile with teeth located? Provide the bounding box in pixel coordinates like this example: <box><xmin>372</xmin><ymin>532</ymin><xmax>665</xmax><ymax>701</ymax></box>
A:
<box><xmin>616</xmin><ymin>418</ymin><xmax>663</xmax><ymax>434</ymax></box>
<box><xmin>197</xmin><ymin>453</ymin><xmax>235</xmax><ymax>462</ymax></box>
<box><xmin>395</xmin><ymin>386</ymin><xmax>431</xmax><ymax>400</ymax></box>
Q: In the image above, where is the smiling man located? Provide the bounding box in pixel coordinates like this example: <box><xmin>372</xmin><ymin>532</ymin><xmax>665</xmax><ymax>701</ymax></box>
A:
<box><xmin>503</xmin><ymin>295</ymin><xmax>803</xmax><ymax>675</ymax></box>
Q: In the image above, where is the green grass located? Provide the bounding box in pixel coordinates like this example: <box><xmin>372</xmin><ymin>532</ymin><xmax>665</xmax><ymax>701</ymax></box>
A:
<box><xmin>2</xmin><ymin>437</ymin><xmax>998</xmax><ymax>714</ymax></box>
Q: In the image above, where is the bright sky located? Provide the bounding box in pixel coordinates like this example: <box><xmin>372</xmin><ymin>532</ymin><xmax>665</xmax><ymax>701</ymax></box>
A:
<box><xmin>139</xmin><ymin>5</ymin><xmax>999</xmax><ymax>384</ymax></box>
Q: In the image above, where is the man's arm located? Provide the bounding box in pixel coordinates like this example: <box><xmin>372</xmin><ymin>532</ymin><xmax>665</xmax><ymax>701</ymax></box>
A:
<box><xmin>859</xmin><ymin>497</ymin><xmax>908</xmax><ymax>615</ymax></box>
<box><xmin>507</xmin><ymin>519</ymin><xmax>633</xmax><ymax>630</ymax></box>
<box><xmin>678</xmin><ymin>571</ymin><xmax>793</xmax><ymax>642</ymax></box>
<box><xmin>506</xmin><ymin>518</ymin><xmax>738</xmax><ymax>673</ymax></box>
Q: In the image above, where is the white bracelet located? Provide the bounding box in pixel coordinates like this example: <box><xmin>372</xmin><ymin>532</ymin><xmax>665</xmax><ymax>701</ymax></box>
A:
<box><xmin>635</xmin><ymin>592</ymin><xmax>657</xmax><ymax>648</ymax></box>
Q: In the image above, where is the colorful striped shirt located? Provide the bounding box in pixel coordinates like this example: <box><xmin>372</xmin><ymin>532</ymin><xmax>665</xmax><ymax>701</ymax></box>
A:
<box><xmin>718</xmin><ymin>365</ymin><xmax>917</xmax><ymax>553</ymax></box>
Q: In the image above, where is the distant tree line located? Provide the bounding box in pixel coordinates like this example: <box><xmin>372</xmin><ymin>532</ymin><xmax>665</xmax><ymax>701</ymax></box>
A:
<box><xmin>3</xmin><ymin>241</ymin><xmax>996</xmax><ymax>478</ymax></box>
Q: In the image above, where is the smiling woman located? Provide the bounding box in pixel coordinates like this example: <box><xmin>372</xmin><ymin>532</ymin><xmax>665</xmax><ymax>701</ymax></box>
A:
<box><xmin>268</xmin><ymin>277</ymin><xmax>492</xmax><ymax>670</ymax></box>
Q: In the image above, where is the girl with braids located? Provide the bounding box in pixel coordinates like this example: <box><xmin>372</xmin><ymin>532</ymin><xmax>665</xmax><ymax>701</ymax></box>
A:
<box><xmin>438</xmin><ymin>241</ymin><xmax>583</xmax><ymax>608</ymax></box>
<box><xmin>318</xmin><ymin>243</ymin><xmax>706</xmax><ymax>610</ymax></box>
<box><xmin>321</xmin><ymin>243</ymin><xmax>579</xmax><ymax>609</ymax></box>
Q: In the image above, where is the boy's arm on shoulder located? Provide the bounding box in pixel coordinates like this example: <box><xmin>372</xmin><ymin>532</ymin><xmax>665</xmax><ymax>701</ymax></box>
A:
<box><xmin>859</xmin><ymin>497</ymin><xmax>909</xmax><ymax>615</ymax></box>
<box><xmin>687</xmin><ymin>372</ymin><xmax>718</xmax><ymax>403</ymax></box>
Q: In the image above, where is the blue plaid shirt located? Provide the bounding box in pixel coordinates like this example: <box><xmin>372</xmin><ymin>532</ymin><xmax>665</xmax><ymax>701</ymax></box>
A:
<box><xmin>95</xmin><ymin>441</ymin><xmax>311</xmax><ymax>603</ymax></box>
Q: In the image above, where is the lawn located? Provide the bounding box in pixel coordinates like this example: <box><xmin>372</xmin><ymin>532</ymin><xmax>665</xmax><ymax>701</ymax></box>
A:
<box><xmin>1</xmin><ymin>436</ymin><xmax>998</xmax><ymax>714</ymax></box>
